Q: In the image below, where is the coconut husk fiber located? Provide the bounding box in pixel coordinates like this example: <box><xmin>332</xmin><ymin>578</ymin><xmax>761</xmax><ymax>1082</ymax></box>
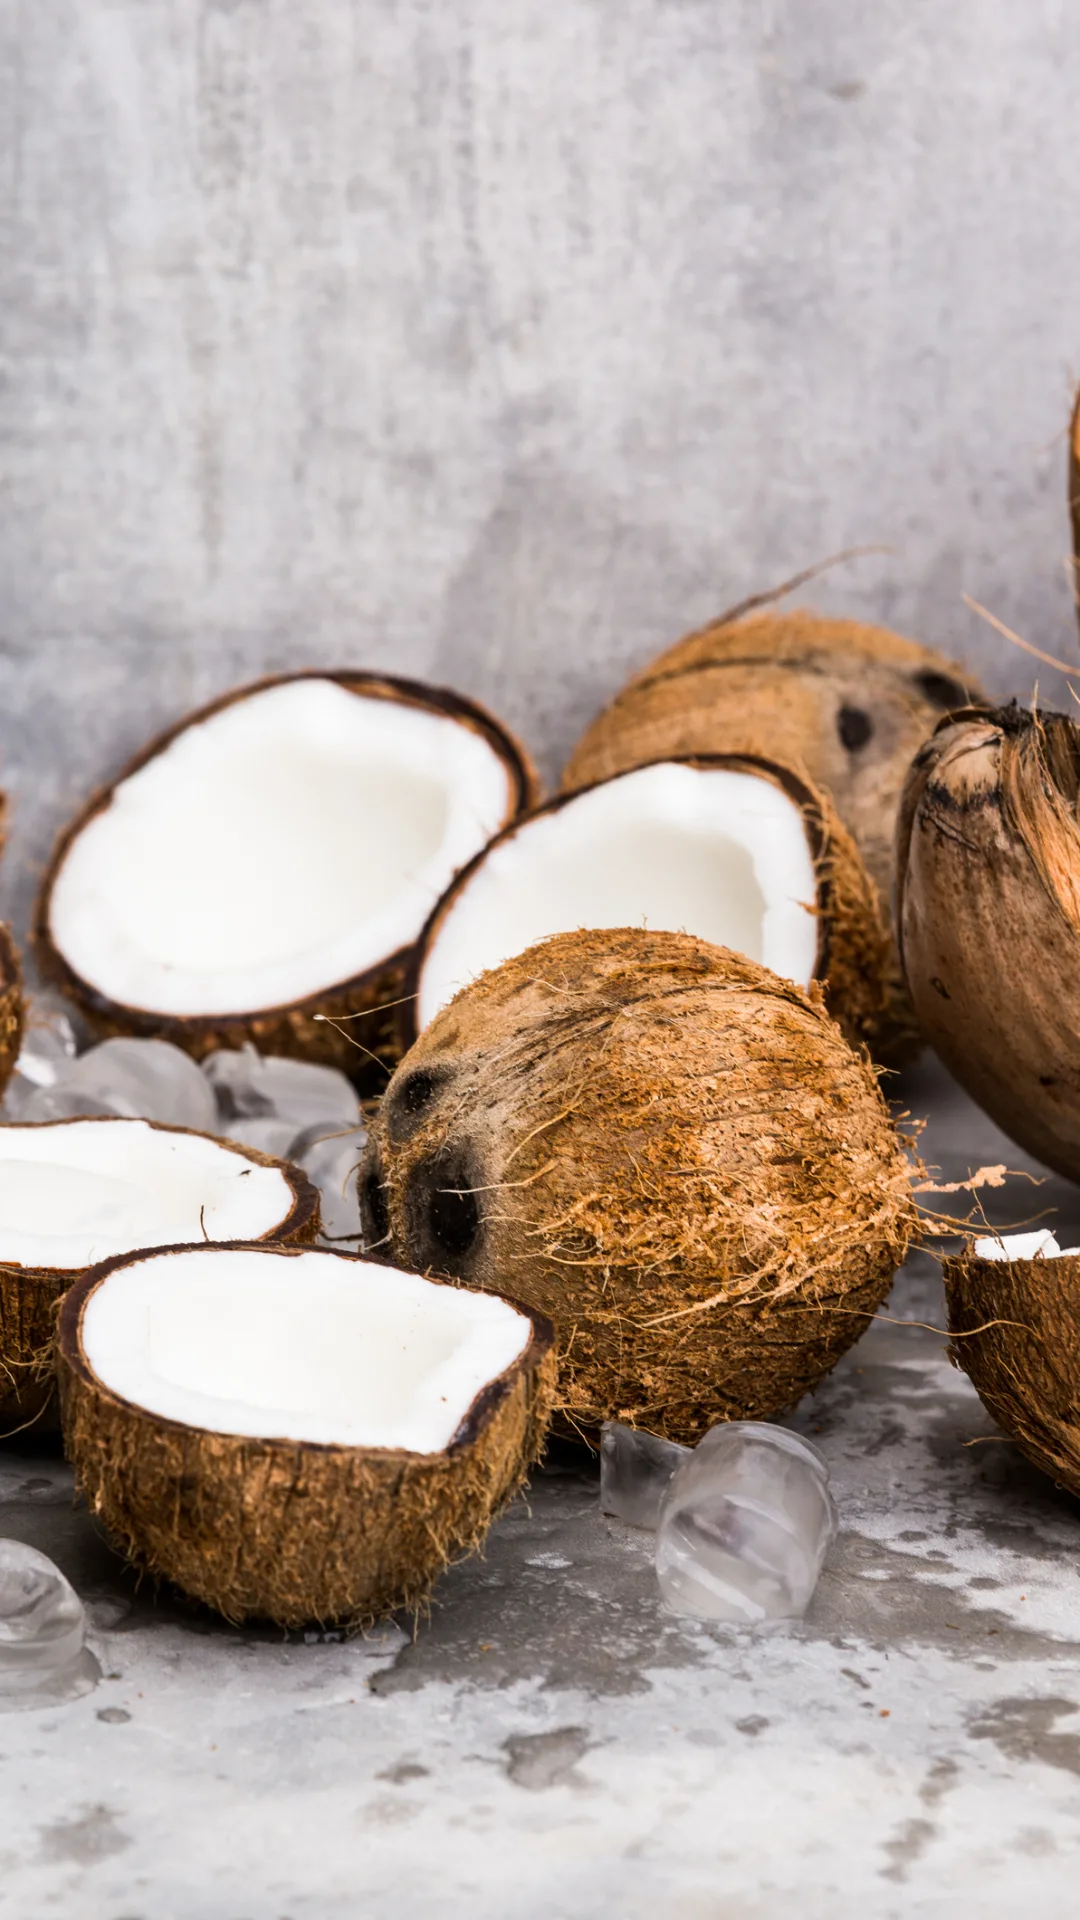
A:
<box><xmin>1070</xmin><ymin>384</ymin><xmax>1080</xmax><ymax>635</ymax></box>
<box><xmin>896</xmin><ymin>703</ymin><xmax>1080</xmax><ymax>1183</ymax></box>
<box><xmin>563</xmin><ymin>606</ymin><xmax>984</xmax><ymax>1060</ymax></box>
<box><xmin>0</xmin><ymin>1125</ymin><xmax>319</xmax><ymax>1437</ymax></box>
<box><xmin>362</xmin><ymin>928</ymin><xmax>915</xmax><ymax>1444</ymax></box>
<box><xmin>57</xmin><ymin>1248</ymin><xmax>556</xmax><ymax>1627</ymax></box>
<box><xmin>403</xmin><ymin>753</ymin><xmax>894</xmax><ymax>1063</ymax></box>
<box><xmin>944</xmin><ymin>1246</ymin><xmax>1080</xmax><ymax>1496</ymax></box>
<box><xmin>0</xmin><ymin>923</ymin><xmax>23</xmax><ymax>1102</ymax></box>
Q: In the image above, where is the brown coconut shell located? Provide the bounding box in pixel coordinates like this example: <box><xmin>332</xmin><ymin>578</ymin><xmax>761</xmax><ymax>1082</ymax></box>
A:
<box><xmin>362</xmin><ymin>928</ymin><xmax>915</xmax><ymax>1444</ymax></box>
<box><xmin>1070</xmin><ymin>384</ymin><xmax>1080</xmax><ymax>634</ymax></box>
<box><xmin>0</xmin><ymin>923</ymin><xmax>23</xmax><ymax>1103</ymax></box>
<box><xmin>944</xmin><ymin>1246</ymin><xmax>1080</xmax><ymax>1496</ymax></box>
<box><xmin>57</xmin><ymin>1244</ymin><xmax>556</xmax><ymax>1627</ymax></box>
<box><xmin>34</xmin><ymin>671</ymin><xmax>537</xmax><ymax>1089</ymax></box>
<box><xmin>563</xmin><ymin>607</ymin><xmax>984</xmax><ymax>1058</ymax></box>
<box><xmin>896</xmin><ymin>703</ymin><xmax>1080</xmax><ymax>1182</ymax></box>
<box><xmin>0</xmin><ymin>1121</ymin><xmax>320</xmax><ymax>1436</ymax></box>
<box><xmin>403</xmin><ymin>754</ymin><xmax>894</xmax><ymax>1060</ymax></box>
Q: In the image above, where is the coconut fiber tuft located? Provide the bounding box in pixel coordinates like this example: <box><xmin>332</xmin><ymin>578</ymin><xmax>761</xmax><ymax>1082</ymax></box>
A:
<box><xmin>363</xmin><ymin>928</ymin><xmax>915</xmax><ymax>1443</ymax></box>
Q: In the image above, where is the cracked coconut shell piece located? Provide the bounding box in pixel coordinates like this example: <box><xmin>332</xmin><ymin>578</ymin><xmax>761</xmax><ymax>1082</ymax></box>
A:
<box><xmin>897</xmin><ymin>704</ymin><xmax>1080</xmax><ymax>1183</ymax></box>
<box><xmin>57</xmin><ymin>1243</ymin><xmax>556</xmax><ymax>1627</ymax></box>
<box><xmin>944</xmin><ymin>1245</ymin><xmax>1080</xmax><ymax>1496</ymax></box>
<box><xmin>0</xmin><ymin>1118</ymin><xmax>319</xmax><ymax>1434</ymax></box>
<box><xmin>362</xmin><ymin>927</ymin><xmax>915</xmax><ymax>1444</ymax></box>
<box><xmin>34</xmin><ymin>671</ymin><xmax>536</xmax><ymax>1088</ymax></box>
<box><xmin>403</xmin><ymin>755</ymin><xmax>895</xmax><ymax>1061</ymax></box>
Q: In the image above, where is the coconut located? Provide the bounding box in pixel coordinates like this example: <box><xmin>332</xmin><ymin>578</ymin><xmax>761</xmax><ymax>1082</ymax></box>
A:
<box><xmin>0</xmin><ymin>924</ymin><xmax>24</xmax><ymax>1100</ymax></box>
<box><xmin>943</xmin><ymin>1234</ymin><xmax>1080</xmax><ymax>1496</ymax></box>
<box><xmin>0</xmin><ymin>1117</ymin><xmax>318</xmax><ymax>1430</ymax></box>
<box><xmin>57</xmin><ymin>1243</ymin><xmax>555</xmax><ymax>1626</ymax></box>
<box><xmin>896</xmin><ymin>703</ymin><xmax>1080</xmax><ymax>1182</ymax></box>
<box><xmin>363</xmin><ymin>927</ymin><xmax>914</xmax><ymax>1444</ymax></box>
<box><xmin>405</xmin><ymin>757</ymin><xmax>892</xmax><ymax>1059</ymax></box>
<box><xmin>34</xmin><ymin>672</ymin><xmax>535</xmax><ymax>1086</ymax></box>
<box><xmin>1070</xmin><ymin>383</ymin><xmax>1080</xmax><ymax>627</ymax></box>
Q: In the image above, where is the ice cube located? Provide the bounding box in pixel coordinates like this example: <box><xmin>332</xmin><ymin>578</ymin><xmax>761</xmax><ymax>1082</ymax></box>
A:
<box><xmin>203</xmin><ymin>1047</ymin><xmax>361</xmax><ymax>1137</ymax></box>
<box><xmin>655</xmin><ymin>1423</ymin><xmax>836</xmax><ymax>1625</ymax></box>
<box><xmin>1</xmin><ymin>991</ymin><xmax>81</xmax><ymax>1119</ymax></box>
<box><xmin>0</xmin><ymin>1540</ymin><xmax>96</xmax><ymax>1711</ymax></box>
<box><xmin>224</xmin><ymin>1116</ymin><xmax>305</xmax><ymax>1159</ymax></box>
<box><xmin>17</xmin><ymin>1037</ymin><xmax>218</xmax><ymax>1132</ymax></box>
<box><xmin>600</xmin><ymin>1421</ymin><xmax>691</xmax><ymax>1529</ymax></box>
<box><xmin>289</xmin><ymin>1121</ymin><xmax>367</xmax><ymax>1242</ymax></box>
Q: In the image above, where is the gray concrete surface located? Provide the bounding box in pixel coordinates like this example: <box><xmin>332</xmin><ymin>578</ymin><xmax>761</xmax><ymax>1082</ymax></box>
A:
<box><xmin>4</xmin><ymin>1056</ymin><xmax>1080</xmax><ymax>1918</ymax></box>
<box><xmin>3</xmin><ymin>1</ymin><xmax>1080</xmax><ymax>940</ymax></box>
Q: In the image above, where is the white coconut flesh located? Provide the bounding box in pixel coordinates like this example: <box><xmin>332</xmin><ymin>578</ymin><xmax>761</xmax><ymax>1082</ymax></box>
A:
<box><xmin>417</xmin><ymin>761</ymin><xmax>820</xmax><ymax>1029</ymax></box>
<box><xmin>0</xmin><ymin>1121</ymin><xmax>297</xmax><ymax>1270</ymax></box>
<box><xmin>46</xmin><ymin>679</ymin><xmax>515</xmax><ymax>1017</ymax></box>
<box><xmin>80</xmin><ymin>1248</ymin><xmax>532</xmax><ymax>1452</ymax></box>
<box><xmin>974</xmin><ymin>1230</ymin><xmax>1080</xmax><ymax>1261</ymax></box>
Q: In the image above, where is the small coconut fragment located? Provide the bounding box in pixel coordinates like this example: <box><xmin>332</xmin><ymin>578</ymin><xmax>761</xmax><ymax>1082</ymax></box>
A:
<box><xmin>364</xmin><ymin>928</ymin><xmax>914</xmax><ymax>1444</ymax></box>
<box><xmin>406</xmin><ymin>757</ymin><xmax>892</xmax><ymax>1058</ymax></box>
<box><xmin>57</xmin><ymin>1244</ymin><xmax>555</xmax><ymax>1626</ymax></box>
<box><xmin>896</xmin><ymin>704</ymin><xmax>1080</xmax><ymax>1182</ymax></box>
<box><xmin>944</xmin><ymin>1242</ymin><xmax>1080</xmax><ymax>1496</ymax></box>
<box><xmin>0</xmin><ymin>1118</ymin><xmax>317</xmax><ymax>1430</ymax></box>
<box><xmin>35</xmin><ymin>672</ymin><xmax>535</xmax><ymax>1085</ymax></box>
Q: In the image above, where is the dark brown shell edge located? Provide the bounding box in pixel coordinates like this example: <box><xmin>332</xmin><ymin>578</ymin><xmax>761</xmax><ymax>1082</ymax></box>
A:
<box><xmin>33</xmin><ymin>670</ymin><xmax>538</xmax><ymax>1090</ymax></box>
<box><xmin>56</xmin><ymin>1244</ymin><xmax>557</xmax><ymax>1627</ymax></box>
<box><xmin>0</xmin><ymin>1121</ymin><xmax>320</xmax><ymax>1437</ymax></box>
<box><xmin>0</xmin><ymin>924</ymin><xmax>24</xmax><ymax>1104</ymax></box>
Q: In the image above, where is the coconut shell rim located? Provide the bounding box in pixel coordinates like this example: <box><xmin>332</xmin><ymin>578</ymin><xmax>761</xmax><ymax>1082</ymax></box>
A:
<box><xmin>57</xmin><ymin>1238</ymin><xmax>556</xmax><ymax>1462</ymax></box>
<box><xmin>33</xmin><ymin>668</ymin><xmax>539</xmax><ymax>1037</ymax></box>
<box><xmin>398</xmin><ymin>751</ymin><xmax>839</xmax><ymax>1051</ymax></box>
<box><xmin>0</xmin><ymin>1114</ymin><xmax>321</xmax><ymax>1272</ymax></box>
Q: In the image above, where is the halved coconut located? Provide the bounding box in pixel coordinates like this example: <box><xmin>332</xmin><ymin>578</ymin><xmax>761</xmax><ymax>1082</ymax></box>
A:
<box><xmin>57</xmin><ymin>1244</ymin><xmax>556</xmax><ymax>1625</ymax></box>
<box><xmin>896</xmin><ymin>704</ymin><xmax>1080</xmax><ymax>1181</ymax></box>
<box><xmin>365</xmin><ymin>927</ymin><xmax>915</xmax><ymax>1444</ymax></box>
<box><xmin>0</xmin><ymin>1117</ymin><xmax>317</xmax><ymax>1428</ymax></box>
<box><xmin>944</xmin><ymin>1239</ymin><xmax>1080</xmax><ymax>1496</ymax></box>
<box><xmin>0</xmin><ymin>924</ymin><xmax>24</xmax><ymax>1100</ymax></box>
<box><xmin>35</xmin><ymin>673</ymin><xmax>535</xmax><ymax>1083</ymax></box>
<box><xmin>406</xmin><ymin>757</ymin><xmax>892</xmax><ymax>1058</ymax></box>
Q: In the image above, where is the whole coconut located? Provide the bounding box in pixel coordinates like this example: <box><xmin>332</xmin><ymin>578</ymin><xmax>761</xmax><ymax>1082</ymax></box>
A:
<box><xmin>361</xmin><ymin>929</ymin><xmax>914</xmax><ymax>1442</ymax></box>
<box><xmin>896</xmin><ymin>704</ymin><xmax>1080</xmax><ymax>1182</ymax></box>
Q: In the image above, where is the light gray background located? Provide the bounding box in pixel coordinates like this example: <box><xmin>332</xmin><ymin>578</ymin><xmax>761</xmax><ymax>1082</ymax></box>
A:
<box><xmin>3</xmin><ymin>0</ymin><xmax>1080</xmax><ymax>937</ymax></box>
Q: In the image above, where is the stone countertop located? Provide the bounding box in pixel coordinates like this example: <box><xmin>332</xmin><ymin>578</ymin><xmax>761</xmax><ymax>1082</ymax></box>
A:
<box><xmin>3</xmin><ymin>1054</ymin><xmax>1079</xmax><ymax>1920</ymax></box>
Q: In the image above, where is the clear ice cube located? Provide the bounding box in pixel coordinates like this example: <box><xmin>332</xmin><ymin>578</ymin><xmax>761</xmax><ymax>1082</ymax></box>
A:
<box><xmin>289</xmin><ymin>1121</ymin><xmax>367</xmax><ymax>1242</ymax></box>
<box><xmin>0</xmin><ymin>1540</ymin><xmax>94</xmax><ymax>1711</ymax></box>
<box><xmin>600</xmin><ymin>1421</ymin><xmax>691</xmax><ymax>1529</ymax></box>
<box><xmin>1</xmin><ymin>990</ymin><xmax>81</xmax><ymax>1119</ymax></box>
<box><xmin>655</xmin><ymin>1423</ymin><xmax>836</xmax><ymax>1625</ymax></box>
<box><xmin>203</xmin><ymin>1046</ymin><xmax>361</xmax><ymax>1139</ymax></box>
<box><xmin>17</xmin><ymin>1037</ymin><xmax>218</xmax><ymax>1132</ymax></box>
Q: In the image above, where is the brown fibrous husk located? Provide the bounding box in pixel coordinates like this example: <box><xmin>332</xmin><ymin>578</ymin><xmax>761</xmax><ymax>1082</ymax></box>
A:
<box><xmin>57</xmin><ymin>1246</ymin><xmax>556</xmax><ymax>1627</ymax></box>
<box><xmin>944</xmin><ymin>1246</ymin><xmax>1080</xmax><ymax>1496</ymax></box>
<box><xmin>896</xmin><ymin>703</ymin><xmax>1080</xmax><ymax>1182</ymax></box>
<box><xmin>363</xmin><ymin>927</ymin><xmax>915</xmax><ymax>1444</ymax></box>
<box><xmin>34</xmin><ymin>671</ymin><xmax>537</xmax><ymax>1091</ymax></box>
<box><xmin>0</xmin><ymin>923</ymin><xmax>23</xmax><ymax>1103</ymax></box>
<box><xmin>563</xmin><ymin>606</ymin><xmax>985</xmax><ymax>1061</ymax></box>
<box><xmin>404</xmin><ymin>753</ymin><xmax>894</xmax><ymax>1062</ymax></box>
<box><xmin>0</xmin><ymin>1124</ymin><xmax>320</xmax><ymax>1437</ymax></box>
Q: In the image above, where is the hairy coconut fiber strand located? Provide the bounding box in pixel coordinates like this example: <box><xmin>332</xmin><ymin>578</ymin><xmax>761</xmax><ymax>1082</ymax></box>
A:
<box><xmin>0</xmin><ymin>924</ymin><xmax>23</xmax><ymax>1099</ymax></box>
<box><xmin>944</xmin><ymin>1248</ymin><xmax>1080</xmax><ymax>1496</ymax></box>
<box><xmin>897</xmin><ymin>705</ymin><xmax>1080</xmax><ymax>1183</ymax></box>
<box><xmin>57</xmin><ymin>1256</ymin><xmax>556</xmax><ymax>1627</ymax></box>
<box><xmin>362</xmin><ymin>929</ymin><xmax>914</xmax><ymax>1443</ymax></box>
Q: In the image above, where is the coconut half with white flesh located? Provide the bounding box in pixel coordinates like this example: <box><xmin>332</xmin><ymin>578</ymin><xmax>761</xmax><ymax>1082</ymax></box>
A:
<box><xmin>34</xmin><ymin>672</ymin><xmax>535</xmax><ymax>1083</ymax></box>
<box><xmin>57</xmin><ymin>1244</ymin><xmax>556</xmax><ymax>1626</ymax></box>
<box><xmin>405</xmin><ymin>757</ymin><xmax>892</xmax><ymax>1057</ymax></box>
<box><xmin>0</xmin><ymin>1118</ymin><xmax>317</xmax><ymax>1428</ymax></box>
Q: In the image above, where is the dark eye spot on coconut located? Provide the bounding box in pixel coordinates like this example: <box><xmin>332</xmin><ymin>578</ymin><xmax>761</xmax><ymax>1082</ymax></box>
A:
<box><xmin>916</xmin><ymin>670</ymin><xmax>968</xmax><ymax>711</ymax></box>
<box><xmin>407</xmin><ymin>1152</ymin><xmax>483</xmax><ymax>1272</ymax></box>
<box><xmin>429</xmin><ymin>1182</ymin><xmax>480</xmax><ymax>1259</ymax></box>
<box><xmin>387</xmin><ymin>1066</ymin><xmax>453</xmax><ymax>1143</ymax></box>
<box><xmin>930</xmin><ymin>976</ymin><xmax>951</xmax><ymax>1001</ymax></box>
<box><xmin>837</xmin><ymin>706</ymin><xmax>874</xmax><ymax>751</ymax></box>
<box><xmin>361</xmin><ymin>1160</ymin><xmax>391</xmax><ymax>1245</ymax></box>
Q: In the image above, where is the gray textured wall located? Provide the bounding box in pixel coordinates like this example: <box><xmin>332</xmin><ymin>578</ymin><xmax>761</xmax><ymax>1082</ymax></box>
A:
<box><xmin>3</xmin><ymin>0</ymin><xmax>1079</xmax><ymax>940</ymax></box>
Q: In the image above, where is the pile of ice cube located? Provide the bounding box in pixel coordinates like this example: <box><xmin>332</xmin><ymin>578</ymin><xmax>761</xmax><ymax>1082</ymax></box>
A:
<box><xmin>601</xmin><ymin>1418</ymin><xmax>836</xmax><ymax>1625</ymax></box>
<box><xmin>1</xmin><ymin>993</ymin><xmax>366</xmax><ymax>1243</ymax></box>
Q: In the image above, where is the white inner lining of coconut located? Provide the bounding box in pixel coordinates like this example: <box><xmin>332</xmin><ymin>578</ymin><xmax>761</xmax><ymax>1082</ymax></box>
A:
<box><xmin>417</xmin><ymin>761</ymin><xmax>820</xmax><ymax>1027</ymax></box>
<box><xmin>0</xmin><ymin>1120</ymin><xmax>295</xmax><ymax>1269</ymax></box>
<box><xmin>81</xmin><ymin>1248</ymin><xmax>532</xmax><ymax>1452</ymax></box>
<box><xmin>975</xmin><ymin>1230</ymin><xmax>1080</xmax><ymax>1261</ymax></box>
<box><xmin>47</xmin><ymin>679</ymin><xmax>514</xmax><ymax>1016</ymax></box>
